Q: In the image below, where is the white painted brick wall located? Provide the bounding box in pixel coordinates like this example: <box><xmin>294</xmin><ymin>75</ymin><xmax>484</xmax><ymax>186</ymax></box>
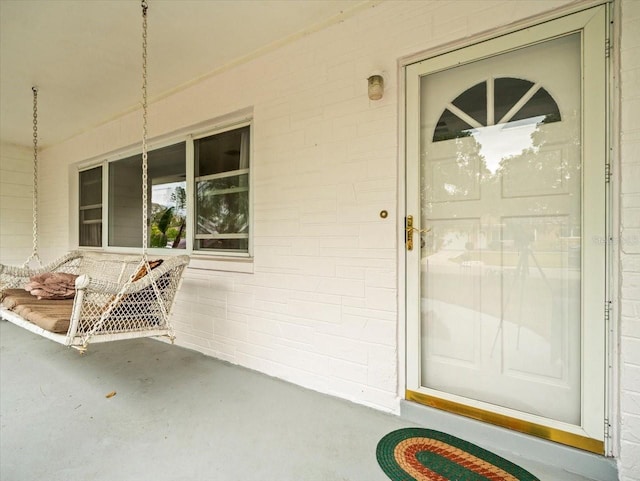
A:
<box><xmin>16</xmin><ymin>4</ymin><xmax>638</xmax><ymax>476</ymax></box>
<box><xmin>0</xmin><ymin>143</ymin><xmax>33</xmax><ymax>265</ymax></box>
<box><xmin>34</xmin><ymin>0</ymin><xmax>584</xmax><ymax>408</ymax></box>
<box><xmin>620</xmin><ymin>0</ymin><xmax>640</xmax><ymax>478</ymax></box>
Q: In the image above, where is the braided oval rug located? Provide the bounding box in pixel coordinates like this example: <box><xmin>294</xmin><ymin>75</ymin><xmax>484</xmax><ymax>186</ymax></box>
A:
<box><xmin>376</xmin><ymin>428</ymin><xmax>540</xmax><ymax>481</ymax></box>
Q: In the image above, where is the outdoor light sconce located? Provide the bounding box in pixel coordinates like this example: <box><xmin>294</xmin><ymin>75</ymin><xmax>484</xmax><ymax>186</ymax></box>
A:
<box><xmin>368</xmin><ymin>74</ymin><xmax>384</xmax><ymax>100</ymax></box>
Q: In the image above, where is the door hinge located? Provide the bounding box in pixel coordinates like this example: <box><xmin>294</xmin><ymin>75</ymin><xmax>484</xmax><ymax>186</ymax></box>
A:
<box><xmin>605</xmin><ymin>163</ymin><xmax>612</xmax><ymax>183</ymax></box>
<box><xmin>605</xmin><ymin>38</ymin><xmax>611</xmax><ymax>58</ymax></box>
<box><xmin>604</xmin><ymin>301</ymin><xmax>611</xmax><ymax>322</ymax></box>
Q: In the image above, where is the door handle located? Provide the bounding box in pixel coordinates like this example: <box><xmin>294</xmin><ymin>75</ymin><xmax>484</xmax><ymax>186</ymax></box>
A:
<box><xmin>406</xmin><ymin>215</ymin><xmax>429</xmax><ymax>251</ymax></box>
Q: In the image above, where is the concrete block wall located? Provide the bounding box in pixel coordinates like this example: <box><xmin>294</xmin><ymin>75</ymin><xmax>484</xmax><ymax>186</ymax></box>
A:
<box><xmin>40</xmin><ymin>0</ymin><xmax>582</xmax><ymax>413</ymax></box>
<box><xmin>619</xmin><ymin>0</ymin><xmax>640</xmax><ymax>479</ymax></box>
<box><xmin>0</xmin><ymin>143</ymin><xmax>33</xmax><ymax>265</ymax></box>
<box><xmin>22</xmin><ymin>0</ymin><xmax>639</xmax><ymax>477</ymax></box>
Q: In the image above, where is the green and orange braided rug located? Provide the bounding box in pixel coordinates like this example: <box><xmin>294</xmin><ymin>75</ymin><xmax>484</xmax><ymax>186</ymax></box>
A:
<box><xmin>376</xmin><ymin>428</ymin><xmax>540</xmax><ymax>481</ymax></box>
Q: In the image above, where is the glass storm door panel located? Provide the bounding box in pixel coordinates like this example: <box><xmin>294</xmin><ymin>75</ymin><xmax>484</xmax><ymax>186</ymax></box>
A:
<box><xmin>423</xmin><ymin>34</ymin><xmax>581</xmax><ymax>424</ymax></box>
<box><xmin>405</xmin><ymin>7</ymin><xmax>606</xmax><ymax>448</ymax></box>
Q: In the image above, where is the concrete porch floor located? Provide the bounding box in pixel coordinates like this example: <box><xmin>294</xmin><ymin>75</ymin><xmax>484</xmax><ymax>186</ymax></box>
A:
<box><xmin>0</xmin><ymin>321</ymin><xmax>608</xmax><ymax>481</ymax></box>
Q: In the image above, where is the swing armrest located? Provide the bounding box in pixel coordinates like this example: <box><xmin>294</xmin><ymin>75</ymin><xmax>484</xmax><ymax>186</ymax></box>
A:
<box><xmin>1</xmin><ymin>251</ymin><xmax>83</xmax><ymax>291</ymax></box>
<box><xmin>74</xmin><ymin>255</ymin><xmax>190</xmax><ymax>295</ymax></box>
<box><xmin>71</xmin><ymin>256</ymin><xmax>189</xmax><ymax>335</ymax></box>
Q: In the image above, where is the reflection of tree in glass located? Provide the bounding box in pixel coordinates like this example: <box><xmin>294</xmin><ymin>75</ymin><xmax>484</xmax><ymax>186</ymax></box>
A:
<box><xmin>152</xmin><ymin>207</ymin><xmax>174</xmax><ymax>247</ymax></box>
<box><xmin>497</xmin><ymin>111</ymin><xmax>580</xmax><ymax>200</ymax></box>
<box><xmin>424</xmin><ymin>110</ymin><xmax>580</xmax><ymax>259</ymax></box>
<box><xmin>197</xmin><ymin>175</ymin><xmax>249</xmax><ymax>239</ymax></box>
<box><xmin>171</xmin><ymin>186</ymin><xmax>186</xmax><ymax>248</ymax></box>
<box><xmin>150</xmin><ymin>185</ymin><xmax>187</xmax><ymax>248</ymax></box>
<box><xmin>421</xmin><ymin>134</ymin><xmax>490</xmax><ymax>206</ymax></box>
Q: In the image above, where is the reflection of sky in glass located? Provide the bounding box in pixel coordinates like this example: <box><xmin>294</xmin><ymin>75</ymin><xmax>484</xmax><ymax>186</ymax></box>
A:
<box><xmin>152</xmin><ymin>182</ymin><xmax>186</xmax><ymax>215</ymax></box>
<box><xmin>471</xmin><ymin>116</ymin><xmax>544</xmax><ymax>173</ymax></box>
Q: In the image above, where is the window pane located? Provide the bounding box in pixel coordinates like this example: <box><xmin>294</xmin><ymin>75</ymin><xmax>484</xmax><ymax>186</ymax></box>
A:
<box><xmin>196</xmin><ymin>175</ymin><xmax>249</xmax><ymax>235</ymax></box>
<box><xmin>434</xmin><ymin>77</ymin><xmax>562</xmax><ymax>143</ymax></box>
<box><xmin>151</xmin><ymin>182</ymin><xmax>187</xmax><ymax>249</ymax></box>
<box><xmin>195</xmin><ymin>126</ymin><xmax>250</xmax><ymax>253</ymax></box>
<box><xmin>109</xmin><ymin>154</ymin><xmax>142</xmax><ymax>247</ymax></box>
<box><xmin>79</xmin><ymin>166</ymin><xmax>102</xmax><ymax>247</ymax></box>
<box><xmin>149</xmin><ymin>143</ymin><xmax>187</xmax><ymax>249</ymax></box>
<box><xmin>197</xmin><ymin>238</ymin><xmax>249</xmax><ymax>251</ymax></box>
<box><xmin>494</xmin><ymin>77</ymin><xmax>531</xmax><ymax>122</ymax></box>
<box><xmin>433</xmin><ymin>108</ymin><xmax>475</xmax><ymax>142</ymax></box>
<box><xmin>80</xmin><ymin>167</ymin><xmax>102</xmax><ymax>206</ymax></box>
<box><xmin>109</xmin><ymin>142</ymin><xmax>186</xmax><ymax>248</ymax></box>
<box><xmin>418</xmin><ymin>33</ymin><xmax>582</xmax><ymax>424</ymax></box>
<box><xmin>196</xmin><ymin>126</ymin><xmax>250</xmax><ymax>177</ymax></box>
<box><xmin>451</xmin><ymin>80</ymin><xmax>486</xmax><ymax>125</ymax></box>
<box><xmin>510</xmin><ymin>86</ymin><xmax>561</xmax><ymax>124</ymax></box>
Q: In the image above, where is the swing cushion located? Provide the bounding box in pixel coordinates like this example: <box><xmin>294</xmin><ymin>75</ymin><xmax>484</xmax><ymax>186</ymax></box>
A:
<box><xmin>1</xmin><ymin>289</ymin><xmax>72</xmax><ymax>333</ymax></box>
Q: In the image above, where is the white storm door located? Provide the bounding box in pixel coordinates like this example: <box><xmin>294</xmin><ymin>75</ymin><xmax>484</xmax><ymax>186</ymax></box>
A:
<box><xmin>405</xmin><ymin>7</ymin><xmax>606</xmax><ymax>449</ymax></box>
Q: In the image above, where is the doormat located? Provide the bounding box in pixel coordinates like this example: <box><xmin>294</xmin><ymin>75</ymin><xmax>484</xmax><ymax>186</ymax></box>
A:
<box><xmin>376</xmin><ymin>428</ymin><xmax>540</xmax><ymax>481</ymax></box>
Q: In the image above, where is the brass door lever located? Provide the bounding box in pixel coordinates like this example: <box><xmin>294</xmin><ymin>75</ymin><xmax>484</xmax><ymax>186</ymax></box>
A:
<box><xmin>405</xmin><ymin>215</ymin><xmax>429</xmax><ymax>251</ymax></box>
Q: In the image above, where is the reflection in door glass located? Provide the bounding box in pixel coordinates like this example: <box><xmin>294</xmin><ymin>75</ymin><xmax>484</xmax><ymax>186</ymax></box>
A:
<box><xmin>419</xmin><ymin>33</ymin><xmax>582</xmax><ymax>424</ymax></box>
<box><xmin>433</xmin><ymin>77</ymin><xmax>561</xmax><ymax>143</ymax></box>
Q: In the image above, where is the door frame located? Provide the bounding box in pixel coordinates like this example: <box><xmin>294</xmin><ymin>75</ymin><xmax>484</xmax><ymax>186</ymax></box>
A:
<box><xmin>399</xmin><ymin>4</ymin><xmax>610</xmax><ymax>454</ymax></box>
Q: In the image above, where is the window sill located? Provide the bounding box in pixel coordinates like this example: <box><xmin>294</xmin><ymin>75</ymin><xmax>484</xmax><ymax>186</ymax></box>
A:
<box><xmin>187</xmin><ymin>255</ymin><xmax>254</xmax><ymax>274</ymax></box>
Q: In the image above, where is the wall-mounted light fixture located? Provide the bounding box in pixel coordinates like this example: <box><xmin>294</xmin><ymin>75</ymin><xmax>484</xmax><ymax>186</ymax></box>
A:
<box><xmin>368</xmin><ymin>74</ymin><xmax>384</xmax><ymax>100</ymax></box>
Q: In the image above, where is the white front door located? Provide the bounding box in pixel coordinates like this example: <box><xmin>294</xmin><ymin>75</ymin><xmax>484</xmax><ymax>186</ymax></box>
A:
<box><xmin>405</xmin><ymin>7</ymin><xmax>607</xmax><ymax>451</ymax></box>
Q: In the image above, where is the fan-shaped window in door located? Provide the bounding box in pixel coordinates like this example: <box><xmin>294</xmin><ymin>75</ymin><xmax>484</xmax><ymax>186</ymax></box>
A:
<box><xmin>433</xmin><ymin>77</ymin><xmax>561</xmax><ymax>142</ymax></box>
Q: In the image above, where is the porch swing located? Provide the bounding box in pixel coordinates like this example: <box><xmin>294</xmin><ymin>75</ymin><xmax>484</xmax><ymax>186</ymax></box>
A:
<box><xmin>0</xmin><ymin>1</ymin><xmax>189</xmax><ymax>352</ymax></box>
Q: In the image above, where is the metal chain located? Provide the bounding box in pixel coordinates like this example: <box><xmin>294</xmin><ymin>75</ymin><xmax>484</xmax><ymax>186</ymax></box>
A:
<box><xmin>141</xmin><ymin>0</ymin><xmax>149</xmax><ymax>256</ymax></box>
<box><xmin>23</xmin><ymin>86</ymin><xmax>42</xmax><ymax>268</ymax></box>
<box><xmin>85</xmin><ymin>0</ymin><xmax>175</xmax><ymax>347</ymax></box>
<box><xmin>139</xmin><ymin>0</ymin><xmax>172</xmax><ymax>340</ymax></box>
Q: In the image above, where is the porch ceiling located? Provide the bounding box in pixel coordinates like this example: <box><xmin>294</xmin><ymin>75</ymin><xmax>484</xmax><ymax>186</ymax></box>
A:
<box><xmin>0</xmin><ymin>0</ymin><xmax>373</xmax><ymax>150</ymax></box>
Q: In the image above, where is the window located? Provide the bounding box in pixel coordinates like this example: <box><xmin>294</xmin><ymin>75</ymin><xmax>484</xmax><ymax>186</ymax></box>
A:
<box><xmin>195</xmin><ymin>126</ymin><xmax>250</xmax><ymax>252</ymax></box>
<box><xmin>79</xmin><ymin>123</ymin><xmax>251</xmax><ymax>256</ymax></box>
<box><xmin>79</xmin><ymin>166</ymin><xmax>102</xmax><ymax>247</ymax></box>
<box><xmin>433</xmin><ymin>77</ymin><xmax>561</xmax><ymax>142</ymax></box>
<box><xmin>150</xmin><ymin>142</ymin><xmax>187</xmax><ymax>250</ymax></box>
<box><xmin>108</xmin><ymin>143</ymin><xmax>187</xmax><ymax>249</ymax></box>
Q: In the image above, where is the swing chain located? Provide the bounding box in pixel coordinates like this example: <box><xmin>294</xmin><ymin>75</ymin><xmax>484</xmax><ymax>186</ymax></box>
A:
<box><xmin>23</xmin><ymin>86</ymin><xmax>42</xmax><ymax>268</ymax></box>
<box><xmin>141</xmin><ymin>0</ymin><xmax>149</xmax><ymax>256</ymax></box>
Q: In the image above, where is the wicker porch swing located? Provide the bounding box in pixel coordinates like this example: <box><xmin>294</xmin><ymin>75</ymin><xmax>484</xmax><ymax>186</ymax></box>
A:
<box><xmin>0</xmin><ymin>1</ymin><xmax>189</xmax><ymax>352</ymax></box>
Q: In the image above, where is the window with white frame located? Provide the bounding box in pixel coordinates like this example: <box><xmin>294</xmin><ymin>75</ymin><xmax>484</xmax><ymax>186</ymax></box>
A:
<box><xmin>108</xmin><ymin>142</ymin><xmax>187</xmax><ymax>249</ymax></box>
<box><xmin>195</xmin><ymin>125</ymin><xmax>250</xmax><ymax>253</ymax></box>
<box><xmin>78</xmin><ymin>123</ymin><xmax>251</xmax><ymax>256</ymax></box>
<box><xmin>79</xmin><ymin>166</ymin><xmax>103</xmax><ymax>247</ymax></box>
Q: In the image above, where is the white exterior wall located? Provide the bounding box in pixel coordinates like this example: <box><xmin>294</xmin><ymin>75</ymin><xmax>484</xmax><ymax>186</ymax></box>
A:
<box><xmin>619</xmin><ymin>0</ymin><xmax>640</xmax><ymax>479</ymax></box>
<box><xmin>0</xmin><ymin>143</ymin><xmax>33</xmax><ymax>265</ymax></box>
<box><xmin>21</xmin><ymin>0</ymin><xmax>638</xmax><ymax>476</ymax></box>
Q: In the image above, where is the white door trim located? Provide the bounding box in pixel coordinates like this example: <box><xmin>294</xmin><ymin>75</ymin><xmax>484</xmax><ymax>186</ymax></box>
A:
<box><xmin>401</xmin><ymin>4</ymin><xmax>609</xmax><ymax>451</ymax></box>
